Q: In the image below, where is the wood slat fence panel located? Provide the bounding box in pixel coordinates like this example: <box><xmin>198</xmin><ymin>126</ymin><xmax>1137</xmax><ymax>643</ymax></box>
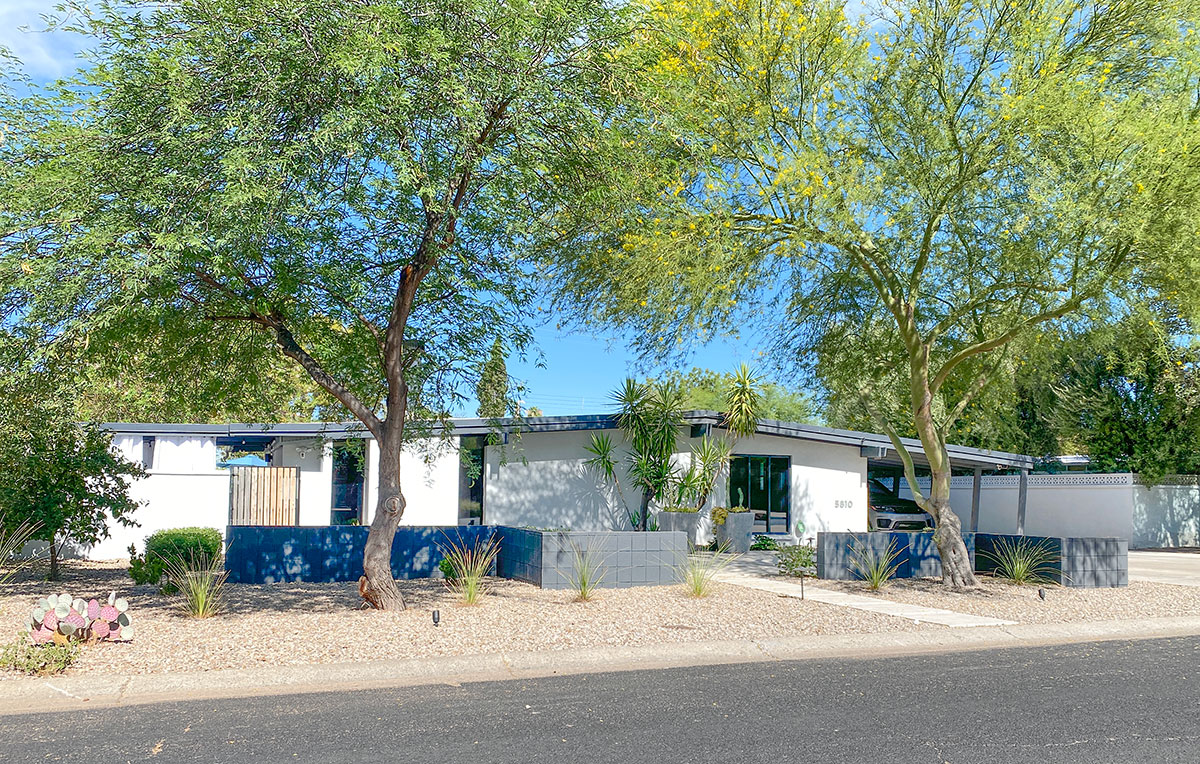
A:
<box><xmin>229</xmin><ymin>466</ymin><xmax>300</xmax><ymax>526</ymax></box>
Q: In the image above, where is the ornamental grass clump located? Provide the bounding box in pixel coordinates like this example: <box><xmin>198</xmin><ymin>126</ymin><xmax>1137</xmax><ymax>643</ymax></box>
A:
<box><xmin>677</xmin><ymin>543</ymin><xmax>738</xmax><ymax>598</ymax></box>
<box><xmin>979</xmin><ymin>537</ymin><xmax>1060</xmax><ymax>586</ymax></box>
<box><xmin>849</xmin><ymin>538</ymin><xmax>904</xmax><ymax>591</ymax></box>
<box><xmin>161</xmin><ymin>553</ymin><xmax>228</xmax><ymax>618</ymax></box>
<box><xmin>567</xmin><ymin>543</ymin><xmax>607</xmax><ymax>602</ymax></box>
<box><xmin>439</xmin><ymin>534</ymin><xmax>500</xmax><ymax>606</ymax></box>
<box><xmin>0</xmin><ymin>519</ymin><xmax>39</xmax><ymax>585</ymax></box>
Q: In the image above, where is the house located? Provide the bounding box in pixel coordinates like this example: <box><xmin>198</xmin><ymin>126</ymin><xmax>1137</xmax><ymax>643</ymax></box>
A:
<box><xmin>90</xmin><ymin>413</ymin><xmax>1035</xmax><ymax>560</ymax></box>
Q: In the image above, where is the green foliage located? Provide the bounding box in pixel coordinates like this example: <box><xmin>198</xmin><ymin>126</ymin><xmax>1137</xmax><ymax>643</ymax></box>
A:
<box><xmin>849</xmin><ymin>539</ymin><xmax>904</xmax><ymax>592</ymax></box>
<box><xmin>438</xmin><ymin>556</ymin><xmax>458</xmax><ymax>581</ymax></box>
<box><xmin>776</xmin><ymin>544</ymin><xmax>816</xmax><ymax>577</ymax></box>
<box><xmin>476</xmin><ymin>338</ymin><xmax>509</xmax><ymax>418</ymax></box>
<box><xmin>750</xmin><ymin>535</ymin><xmax>780</xmax><ymax>551</ymax></box>
<box><xmin>677</xmin><ymin>544</ymin><xmax>737</xmax><ymax>597</ymax></box>
<box><xmin>566</xmin><ymin>544</ymin><xmax>607</xmax><ymax>602</ymax></box>
<box><xmin>129</xmin><ymin>528</ymin><xmax>223</xmax><ymax>593</ymax></box>
<box><xmin>0</xmin><ymin>633</ymin><xmax>78</xmax><ymax>676</ymax></box>
<box><xmin>710</xmin><ymin>506</ymin><xmax>749</xmax><ymax>527</ymax></box>
<box><xmin>0</xmin><ymin>376</ymin><xmax>143</xmax><ymax>580</ymax></box>
<box><xmin>547</xmin><ymin>0</ymin><xmax>1200</xmax><ymax>587</ymax></box>
<box><xmin>979</xmin><ymin>537</ymin><xmax>1060</xmax><ymax>586</ymax></box>
<box><xmin>160</xmin><ymin>551</ymin><xmax>228</xmax><ymax>618</ymax></box>
<box><xmin>656</xmin><ymin>367</ymin><xmax>815</xmax><ymax>424</ymax></box>
<box><xmin>661</xmin><ymin>505</ymin><xmax>700</xmax><ymax>514</ymax></box>
<box><xmin>439</xmin><ymin>534</ymin><xmax>500</xmax><ymax>606</ymax></box>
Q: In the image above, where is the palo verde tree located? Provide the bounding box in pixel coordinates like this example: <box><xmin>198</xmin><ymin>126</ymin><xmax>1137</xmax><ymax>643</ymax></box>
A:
<box><xmin>0</xmin><ymin>0</ymin><xmax>659</xmax><ymax>609</ymax></box>
<box><xmin>547</xmin><ymin>0</ymin><xmax>1200</xmax><ymax>587</ymax></box>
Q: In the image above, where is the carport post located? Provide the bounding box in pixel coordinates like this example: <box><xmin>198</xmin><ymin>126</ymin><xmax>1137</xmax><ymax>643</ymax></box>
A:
<box><xmin>969</xmin><ymin>466</ymin><xmax>982</xmax><ymax>533</ymax></box>
<box><xmin>1016</xmin><ymin>468</ymin><xmax>1029</xmax><ymax>535</ymax></box>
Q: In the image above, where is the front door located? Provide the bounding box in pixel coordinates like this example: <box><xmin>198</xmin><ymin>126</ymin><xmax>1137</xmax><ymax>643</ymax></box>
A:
<box><xmin>729</xmin><ymin>455</ymin><xmax>791</xmax><ymax>534</ymax></box>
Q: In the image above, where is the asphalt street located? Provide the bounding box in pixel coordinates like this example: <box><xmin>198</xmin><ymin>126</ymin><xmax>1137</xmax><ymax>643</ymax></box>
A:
<box><xmin>2</xmin><ymin>635</ymin><xmax>1198</xmax><ymax>763</ymax></box>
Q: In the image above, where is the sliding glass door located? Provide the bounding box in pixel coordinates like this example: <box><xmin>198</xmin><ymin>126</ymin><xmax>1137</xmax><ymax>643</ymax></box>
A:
<box><xmin>728</xmin><ymin>455</ymin><xmax>791</xmax><ymax>533</ymax></box>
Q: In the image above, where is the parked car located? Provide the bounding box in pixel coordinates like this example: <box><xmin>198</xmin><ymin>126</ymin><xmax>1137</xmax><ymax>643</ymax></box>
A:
<box><xmin>867</xmin><ymin>478</ymin><xmax>934</xmax><ymax>531</ymax></box>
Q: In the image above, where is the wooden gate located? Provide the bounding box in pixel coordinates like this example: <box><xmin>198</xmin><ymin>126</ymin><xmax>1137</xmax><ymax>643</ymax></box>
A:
<box><xmin>229</xmin><ymin>466</ymin><xmax>300</xmax><ymax>526</ymax></box>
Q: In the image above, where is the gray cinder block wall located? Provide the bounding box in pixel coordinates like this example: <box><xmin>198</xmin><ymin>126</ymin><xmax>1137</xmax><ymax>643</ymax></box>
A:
<box><xmin>496</xmin><ymin>528</ymin><xmax>688</xmax><ymax>589</ymax></box>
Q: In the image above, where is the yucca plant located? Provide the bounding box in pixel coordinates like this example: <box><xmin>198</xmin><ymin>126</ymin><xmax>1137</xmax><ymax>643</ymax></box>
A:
<box><xmin>677</xmin><ymin>543</ymin><xmax>738</xmax><ymax>597</ymax></box>
<box><xmin>567</xmin><ymin>543</ymin><xmax>607</xmax><ymax>602</ymax></box>
<box><xmin>439</xmin><ymin>534</ymin><xmax>500</xmax><ymax>605</ymax></box>
<box><xmin>161</xmin><ymin>551</ymin><xmax>228</xmax><ymax>618</ymax></box>
<box><xmin>848</xmin><ymin>538</ymin><xmax>904</xmax><ymax>591</ymax></box>
<box><xmin>979</xmin><ymin>536</ymin><xmax>1060</xmax><ymax>586</ymax></box>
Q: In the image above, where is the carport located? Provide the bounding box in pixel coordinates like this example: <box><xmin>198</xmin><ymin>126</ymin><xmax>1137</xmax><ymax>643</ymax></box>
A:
<box><xmin>741</xmin><ymin>419</ymin><xmax>1036</xmax><ymax>534</ymax></box>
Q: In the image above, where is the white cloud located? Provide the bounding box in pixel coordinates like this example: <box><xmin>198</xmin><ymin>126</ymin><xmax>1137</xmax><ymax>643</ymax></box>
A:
<box><xmin>0</xmin><ymin>0</ymin><xmax>90</xmax><ymax>80</ymax></box>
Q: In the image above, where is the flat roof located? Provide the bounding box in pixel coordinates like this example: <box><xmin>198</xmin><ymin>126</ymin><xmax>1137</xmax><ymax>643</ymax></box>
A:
<box><xmin>102</xmin><ymin>412</ymin><xmax>1033</xmax><ymax>471</ymax></box>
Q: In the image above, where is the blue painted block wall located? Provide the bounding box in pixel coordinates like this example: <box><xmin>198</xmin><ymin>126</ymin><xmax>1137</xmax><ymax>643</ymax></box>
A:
<box><xmin>225</xmin><ymin>525</ymin><xmax>494</xmax><ymax>584</ymax></box>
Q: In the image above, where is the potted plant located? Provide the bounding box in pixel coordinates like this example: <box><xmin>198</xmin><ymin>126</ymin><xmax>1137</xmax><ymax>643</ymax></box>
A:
<box><xmin>712</xmin><ymin>506</ymin><xmax>754</xmax><ymax>553</ymax></box>
<box><xmin>657</xmin><ymin>505</ymin><xmax>701</xmax><ymax>544</ymax></box>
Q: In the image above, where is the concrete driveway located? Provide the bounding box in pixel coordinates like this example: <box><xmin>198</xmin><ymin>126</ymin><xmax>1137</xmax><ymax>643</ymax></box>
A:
<box><xmin>1129</xmin><ymin>550</ymin><xmax>1200</xmax><ymax>586</ymax></box>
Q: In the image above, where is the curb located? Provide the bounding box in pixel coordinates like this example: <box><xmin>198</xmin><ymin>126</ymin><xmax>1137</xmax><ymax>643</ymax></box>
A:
<box><xmin>3</xmin><ymin>615</ymin><xmax>1199</xmax><ymax>715</ymax></box>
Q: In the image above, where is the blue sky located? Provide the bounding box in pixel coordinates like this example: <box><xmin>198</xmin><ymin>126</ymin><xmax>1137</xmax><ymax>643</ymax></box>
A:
<box><xmin>0</xmin><ymin>4</ymin><xmax>780</xmax><ymax>416</ymax></box>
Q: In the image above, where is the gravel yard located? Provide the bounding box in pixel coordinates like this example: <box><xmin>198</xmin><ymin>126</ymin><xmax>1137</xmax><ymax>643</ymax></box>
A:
<box><xmin>1</xmin><ymin>561</ymin><xmax>925</xmax><ymax>678</ymax></box>
<box><xmin>823</xmin><ymin>576</ymin><xmax>1200</xmax><ymax>624</ymax></box>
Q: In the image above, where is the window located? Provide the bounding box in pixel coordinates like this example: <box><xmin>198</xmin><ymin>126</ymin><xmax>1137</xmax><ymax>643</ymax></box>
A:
<box><xmin>458</xmin><ymin>436</ymin><xmax>486</xmax><ymax>525</ymax></box>
<box><xmin>331</xmin><ymin>441</ymin><xmax>365</xmax><ymax>525</ymax></box>
<box><xmin>140</xmin><ymin>436</ymin><xmax>156</xmax><ymax>470</ymax></box>
<box><xmin>729</xmin><ymin>455</ymin><xmax>791</xmax><ymax>533</ymax></box>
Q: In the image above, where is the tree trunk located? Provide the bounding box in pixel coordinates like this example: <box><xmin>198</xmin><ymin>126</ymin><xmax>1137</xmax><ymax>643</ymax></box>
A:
<box><xmin>48</xmin><ymin>540</ymin><xmax>59</xmax><ymax>581</ymax></box>
<box><xmin>638</xmin><ymin>490</ymin><xmax>651</xmax><ymax>531</ymax></box>
<box><xmin>911</xmin><ymin>353</ymin><xmax>978</xmax><ymax>589</ymax></box>
<box><xmin>358</xmin><ymin>433</ymin><xmax>407</xmax><ymax>611</ymax></box>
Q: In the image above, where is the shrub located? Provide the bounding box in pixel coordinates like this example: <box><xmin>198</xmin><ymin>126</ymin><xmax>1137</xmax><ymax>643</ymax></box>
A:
<box><xmin>849</xmin><ymin>538</ymin><xmax>904</xmax><ymax>591</ymax></box>
<box><xmin>677</xmin><ymin>543</ymin><xmax>738</xmax><ymax>597</ymax></box>
<box><xmin>0</xmin><ymin>633</ymin><xmax>78</xmax><ymax>675</ymax></box>
<box><xmin>438</xmin><ymin>556</ymin><xmax>458</xmax><ymax>581</ymax></box>
<box><xmin>777</xmin><ymin>543</ymin><xmax>816</xmax><ymax>576</ymax></box>
<box><xmin>750</xmin><ymin>535</ymin><xmax>780</xmax><ymax>551</ymax></box>
<box><xmin>705</xmin><ymin>506</ymin><xmax>744</xmax><ymax>525</ymax></box>
<box><xmin>439</xmin><ymin>534</ymin><xmax>500</xmax><ymax>605</ymax></box>
<box><xmin>161</xmin><ymin>553</ymin><xmax>228</xmax><ymax>618</ymax></box>
<box><xmin>129</xmin><ymin>527</ymin><xmax>223</xmax><ymax>593</ymax></box>
<box><xmin>979</xmin><ymin>537</ymin><xmax>1059</xmax><ymax>586</ymax></box>
<box><xmin>26</xmin><ymin>591</ymin><xmax>133</xmax><ymax>643</ymax></box>
<box><xmin>566</xmin><ymin>544</ymin><xmax>607</xmax><ymax>602</ymax></box>
<box><xmin>661</xmin><ymin>505</ymin><xmax>699</xmax><ymax>513</ymax></box>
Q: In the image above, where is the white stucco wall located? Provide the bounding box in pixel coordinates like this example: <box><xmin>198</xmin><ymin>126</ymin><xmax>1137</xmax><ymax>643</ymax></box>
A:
<box><xmin>392</xmin><ymin>439</ymin><xmax>460</xmax><ymax>527</ymax></box>
<box><xmin>713</xmin><ymin>434</ymin><xmax>868</xmax><ymax>543</ymax></box>
<box><xmin>1132</xmin><ymin>480</ymin><xmax>1200</xmax><ymax>548</ymax></box>
<box><xmin>901</xmin><ymin>474</ymin><xmax>1139</xmax><ymax>541</ymax></box>
<box><xmin>482</xmin><ymin>429</ymin><xmax>868</xmax><ymax>538</ymax></box>
<box><xmin>82</xmin><ymin>435</ymin><xmax>229</xmax><ymax>559</ymax></box>
<box><xmin>272</xmin><ymin>439</ymin><xmax>334</xmax><ymax>527</ymax></box>
<box><xmin>483</xmin><ymin>429</ymin><xmax>637</xmax><ymax>531</ymax></box>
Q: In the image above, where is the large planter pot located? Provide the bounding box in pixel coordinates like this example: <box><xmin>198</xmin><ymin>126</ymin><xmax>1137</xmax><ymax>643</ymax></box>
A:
<box><xmin>715</xmin><ymin>511</ymin><xmax>754</xmax><ymax>553</ymax></box>
<box><xmin>658</xmin><ymin>511</ymin><xmax>700</xmax><ymax>545</ymax></box>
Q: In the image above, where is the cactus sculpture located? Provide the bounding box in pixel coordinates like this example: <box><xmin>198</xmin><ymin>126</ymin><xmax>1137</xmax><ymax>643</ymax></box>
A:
<box><xmin>25</xmin><ymin>590</ymin><xmax>134</xmax><ymax>644</ymax></box>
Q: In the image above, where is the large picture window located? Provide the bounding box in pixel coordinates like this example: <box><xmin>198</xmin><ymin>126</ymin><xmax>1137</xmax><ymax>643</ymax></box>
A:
<box><xmin>729</xmin><ymin>455</ymin><xmax>791</xmax><ymax>533</ymax></box>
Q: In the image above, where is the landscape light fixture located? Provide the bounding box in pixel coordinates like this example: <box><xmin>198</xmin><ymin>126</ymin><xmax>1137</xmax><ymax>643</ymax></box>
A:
<box><xmin>1038</xmin><ymin>588</ymin><xmax>1046</xmax><ymax>601</ymax></box>
<box><xmin>432</xmin><ymin>609</ymin><xmax>440</xmax><ymax>627</ymax></box>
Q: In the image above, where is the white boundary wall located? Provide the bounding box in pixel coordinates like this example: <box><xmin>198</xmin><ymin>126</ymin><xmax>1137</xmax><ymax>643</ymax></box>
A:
<box><xmin>898</xmin><ymin>473</ymin><xmax>1200</xmax><ymax>548</ymax></box>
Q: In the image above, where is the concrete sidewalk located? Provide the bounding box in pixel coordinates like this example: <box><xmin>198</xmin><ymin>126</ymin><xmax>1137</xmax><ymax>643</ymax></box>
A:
<box><xmin>1129</xmin><ymin>550</ymin><xmax>1200</xmax><ymax>586</ymax></box>
<box><xmin>2</xmin><ymin>615</ymin><xmax>1198</xmax><ymax>716</ymax></box>
<box><xmin>717</xmin><ymin>571</ymin><xmax>1018</xmax><ymax>627</ymax></box>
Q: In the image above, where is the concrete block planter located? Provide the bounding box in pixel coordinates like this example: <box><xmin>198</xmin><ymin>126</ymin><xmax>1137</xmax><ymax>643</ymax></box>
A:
<box><xmin>657</xmin><ymin>510</ymin><xmax>702</xmax><ymax>546</ymax></box>
<box><xmin>715</xmin><ymin>511</ymin><xmax>755</xmax><ymax>554</ymax></box>
<box><xmin>494</xmin><ymin>527</ymin><xmax>687</xmax><ymax>590</ymax></box>
<box><xmin>816</xmin><ymin>531</ymin><xmax>1127</xmax><ymax>588</ymax></box>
